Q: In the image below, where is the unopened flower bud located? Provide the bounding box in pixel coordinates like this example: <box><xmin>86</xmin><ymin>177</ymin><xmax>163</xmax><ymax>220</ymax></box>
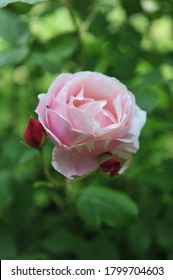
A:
<box><xmin>99</xmin><ymin>157</ymin><xmax>122</xmax><ymax>176</ymax></box>
<box><xmin>24</xmin><ymin>117</ymin><xmax>45</xmax><ymax>148</ymax></box>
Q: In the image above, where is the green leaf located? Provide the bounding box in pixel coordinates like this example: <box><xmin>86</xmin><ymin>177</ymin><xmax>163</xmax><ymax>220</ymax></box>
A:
<box><xmin>0</xmin><ymin>0</ymin><xmax>47</xmax><ymax>8</ymax></box>
<box><xmin>0</xmin><ymin>227</ymin><xmax>18</xmax><ymax>259</ymax></box>
<box><xmin>19</xmin><ymin>149</ymin><xmax>39</xmax><ymax>165</ymax></box>
<box><xmin>79</xmin><ymin>235</ymin><xmax>119</xmax><ymax>259</ymax></box>
<box><xmin>0</xmin><ymin>46</ymin><xmax>29</xmax><ymax>65</ymax></box>
<box><xmin>137</xmin><ymin>159</ymin><xmax>173</xmax><ymax>192</ymax></box>
<box><xmin>135</xmin><ymin>89</ymin><xmax>158</xmax><ymax>113</ymax></box>
<box><xmin>76</xmin><ymin>186</ymin><xmax>138</xmax><ymax>228</ymax></box>
<box><xmin>127</xmin><ymin>223</ymin><xmax>151</xmax><ymax>255</ymax></box>
<box><xmin>0</xmin><ymin>170</ymin><xmax>13</xmax><ymax>213</ymax></box>
<box><xmin>32</xmin><ymin>34</ymin><xmax>78</xmax><ymax>73</ymax></box>
<box><xmin>33</xmin><ymin>181</ymin><xmax>52</xmax><ymax>188</ymax></box>
<box><xmin>0</xmin><ymin>10</ymin><xmax>30</xmax><ymax>44</ymax></box>
<box><xmin>121</xmin><ymin>0</ymin><xmax>141</xmax><ymax>15</ymax></box>
<box><xmin>42</xmin><ymin>230</ymin><xmax>85</xmax><ymax>255</ymax></box>
<box><xmin>33</xmin><ymin>189</ymin><xmax>50</xmax><ymax>207</ymax></box>
<box><xmin>18</xmin><ymin>252</ymin><xmax>49</xmax><ymax>260</ymax></box>
<box><xmin>155</xmin><ymin>221</ymin><xmax>173</xmax><ymax>250</ymax></box>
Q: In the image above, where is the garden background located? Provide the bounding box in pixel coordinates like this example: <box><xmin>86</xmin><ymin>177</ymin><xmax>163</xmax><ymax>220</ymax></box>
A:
<box><xmin>0</xmin><ymin>0</ymin><xmax>173</xmax><ymax>260</ymax></box>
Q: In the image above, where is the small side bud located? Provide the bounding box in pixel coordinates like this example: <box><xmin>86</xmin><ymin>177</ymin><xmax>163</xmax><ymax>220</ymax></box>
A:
<box><xmin>99</xmin><ymin>157</ymin><xmax>122</xmax><ymax>176</ymax></box>
<box><xmin>24</xmin><ymin>117</ymin><xmax>45</xmax><ymax>148</ymax></box>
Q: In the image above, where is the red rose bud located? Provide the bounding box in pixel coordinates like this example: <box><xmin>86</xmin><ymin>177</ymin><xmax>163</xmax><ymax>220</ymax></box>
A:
<box><xmin>99</xmin><ymin>157</ymin><xmax>122</xmax><ymax>176</ymax></box>
<box><xmin>24</xmin><ymin>117</ymin><xmax>45</xmax><ymax>148</ymax></box>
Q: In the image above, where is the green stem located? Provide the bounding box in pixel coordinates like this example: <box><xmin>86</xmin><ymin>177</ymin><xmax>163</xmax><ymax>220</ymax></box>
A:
<box><xmin>38</xmin><ymin>148</ymin><xmax>63</xmax><ymax>188</ymax></box>
<box><xmin>64</xmin><ymin>0</ymin><xmax>79</xmax><ymax>30</ymax></box>
<box><xmin>38</xmin><ymin>148</ymin><xmax>66</xmax><ymax>208</ymax></box>
<box><xmin>80</xmin><ymin>9</ymin><xmax>97</xmax><ymax>34</ymax></box>
<box><xmin>64</xmin><ymin>0</ymin><xmax>85</xmax><ymax>67</ymax></box>
<box><xmin>46</xmin><ymin>188</ymin><xmax>65</xmax><ymax>209</ymax></box>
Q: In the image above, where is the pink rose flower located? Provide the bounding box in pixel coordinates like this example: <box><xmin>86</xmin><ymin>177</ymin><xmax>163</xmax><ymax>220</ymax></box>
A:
<box><xmin>36</xmin><ymin>71</ymin><xmax>146</xmax><ymax>179</ymax></box>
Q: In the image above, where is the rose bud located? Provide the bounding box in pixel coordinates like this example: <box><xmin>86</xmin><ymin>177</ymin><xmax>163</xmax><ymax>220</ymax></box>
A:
<box><xmin>24</xmin><ymin>117</ymin><xmax>45</xmax><ymax>148</ymax></box>
<box><xmin>99</xmin><ymin>157</ymin><xmax>122</xmax><ymax>176</ymax></box>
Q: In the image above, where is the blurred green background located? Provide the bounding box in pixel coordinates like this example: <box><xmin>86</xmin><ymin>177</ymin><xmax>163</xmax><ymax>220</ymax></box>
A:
<box><xmin>0</xmin><ymin>0</ymin><xmax>173</xmax><ymax>260</ymax></box>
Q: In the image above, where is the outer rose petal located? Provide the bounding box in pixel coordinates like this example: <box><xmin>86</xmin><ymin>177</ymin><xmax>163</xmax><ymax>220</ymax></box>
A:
<box><xmin>70</xmin><ymin>138</ymin><xmax>120</xmax><ymax>157</ymax></box>
<box><xmin>47</xmin><ymin>73</ymin><xmax>72</xmax><ymax>100</ymax></box>
<box><xmin>114</xmin><ymin>105</ymin><xmax>147</xmax><ymax>153</ymax></box>
<box><xmin>52</xmin><ymin>147</ymin><xmax>98</xmax><ymax>179</ymax></box>
<box><xmin>83</xmin><ymin>72</ymin><xmax>127</xmax><ymax>103</ymax></box>
<box><xmin>36</xmin><ymin>94</ymin><xmax>62</xmax><ymax>147</ymax></box>
<box><xmin>35</xmin><ymin>93</ymin><xmax>47</xmax><ymax>126</ymax></box>
<box><xmin>127</xmin><ymin>105</ymin><xmax>147</xmax><ymax>139</ymax></box>
<box><xmin>118</xmin><ymin>159</ymin><xmax>131</xmax><ymax>174</ymax></box>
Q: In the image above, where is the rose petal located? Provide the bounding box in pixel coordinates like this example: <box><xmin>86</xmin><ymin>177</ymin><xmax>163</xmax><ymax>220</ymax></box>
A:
<box><xmin>83</xmin><ymin>72</ymin><xmax>128</xmax><ymax>111</ymax></box>
<box><xmin>112</xmin><ymin>143</ymin><xmax>134</xmax><ymax>159</ymax></box>
<box><xmin>71</xmin><ymin>138</ymin><xmax>119</xmax><ymax>157</ymax></box>
<box><xmin>35</xmin><ymin>93</ymin><xmax>47</xmax><ymax>125</ymax></box>
<box><xmin>67</xmin><ymin>105</ymin><xmax>99</xmax><ymax>134</ymax></box>
<box><xmin>127</xmin><ymin>105</ymin><xmax>147</xmax><ymax>138</ymax></box>
<box><xmin>47</xmin><ymin>73</ymin><xmax>72</xmax><ymax>100</ymax></box>
<box><xmin>49</xmin><ymin>84</ymin><xmax>69</xmax><ymax>119</ymax></box>
<box><xmin>52</xmin><ymin>147</ymin><xmax>98</xmax><ymax>179</ymax></box>
<box><xmin>118</xmin><ymin>159</ymin><xmax>131</xmax><ymax>174</ymax></box>
<box><xmin>66</xmin><ymin>72</ymin><xmax>89</xmax><ymax>102</ymax></box>
<box><xmin>46</xmin><ymin>109</ymin><xmax>89</xmax><ymax>146</ymax></box>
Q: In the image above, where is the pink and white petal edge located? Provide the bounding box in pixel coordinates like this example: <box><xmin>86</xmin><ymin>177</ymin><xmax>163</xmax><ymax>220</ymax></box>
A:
<box><xmin>52</xmin><ymin>147</ymin><xmax>98</xmax><ymax>179</ymax></box>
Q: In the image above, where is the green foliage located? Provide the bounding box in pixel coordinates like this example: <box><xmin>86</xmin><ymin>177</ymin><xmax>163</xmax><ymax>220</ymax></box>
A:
<box><xmin>0</xmin><ymin>0</ymin><xmax>47</xmax><ymax>8</ymax></box>
<box><xmin>0</xmin><ymin>171</ymin><xmax>13</xmax><ymax>213</ymax></box>
<box><xmin>0</xmin><ymin>9</ymin><xmax>30</xmax><ymax>44</ymax></box>
<box><xmin>77</xmin><ymin>186</ymin><xmax>138</xmax><ymax>228</ymax></box>
<box><xmin>0</xmin><ymin>0</ymin><xmax>173</xmax><ymax>260</ymax></box>
<box><xmin>0</xmin><ymin>46</ymin><xmax>29</xmax><ymax>65</ymax></box>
